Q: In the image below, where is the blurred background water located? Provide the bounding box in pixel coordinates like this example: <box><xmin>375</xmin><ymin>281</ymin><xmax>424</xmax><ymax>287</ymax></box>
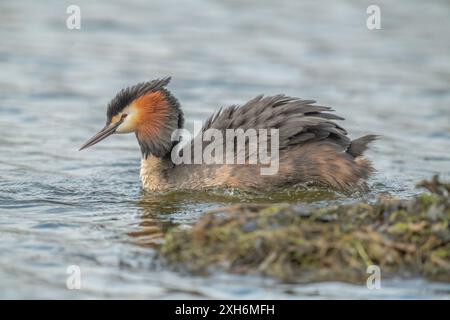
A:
<box><xmin>0</xmin><ymin>0</ymin><xmax>449</xmax><ymax>299</ymax></box>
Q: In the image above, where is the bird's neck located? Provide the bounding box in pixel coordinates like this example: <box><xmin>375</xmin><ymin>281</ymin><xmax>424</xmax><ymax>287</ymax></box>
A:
<box><xmin>135</xmin><ymin>88</ymin><xmax>184</xmax><ymax>159</ymax></box>
<box><xmin>136</xmin><ymin>88</ymin><xmax>184</xmax><ymax>191</ymax></box>
<box><xmin>140</xmin><ymin>154</ymin><xmax>174</xmax><ymax>191</ymax></box>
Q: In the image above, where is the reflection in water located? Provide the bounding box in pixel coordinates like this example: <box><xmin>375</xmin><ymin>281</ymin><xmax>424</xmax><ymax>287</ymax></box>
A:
<box><xmin>129</xmin><ymin>187</ymin><xmax>353</xmax><ymax>248</ymax></box>
<box><xmin>127</xmin><ymin>218</ymin><xmax>166</xmax><ymax>248</ymax></box>
<box><xmin>130</xmin><ymin>191</ymin><xmax>229</xmax><ymax>248</ymax></box>
<box><xmin>129</xmin><ymin>193</ymin><xmax>185</xmax><ymax>248</ymax></box>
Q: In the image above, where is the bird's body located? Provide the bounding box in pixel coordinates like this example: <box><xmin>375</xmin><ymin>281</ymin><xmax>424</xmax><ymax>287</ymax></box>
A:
<box><xmin>80</xmin><ymin>78</ymin><xmax>376</xmax><ymax>192</ymax></box>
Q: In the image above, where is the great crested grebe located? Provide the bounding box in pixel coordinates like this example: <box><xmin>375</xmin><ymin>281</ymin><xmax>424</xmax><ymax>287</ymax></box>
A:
<box><xmin>79</xmin><ymin>77</ymin><xmax>377</xmax><ymax>192</ymax></box>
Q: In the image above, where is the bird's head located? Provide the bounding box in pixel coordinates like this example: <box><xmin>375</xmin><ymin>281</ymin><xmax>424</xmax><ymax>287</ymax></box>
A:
<box><xmin>79</xmin><ymin>77</ymin><xmax>183</xmax><ymax>158</ymax></box>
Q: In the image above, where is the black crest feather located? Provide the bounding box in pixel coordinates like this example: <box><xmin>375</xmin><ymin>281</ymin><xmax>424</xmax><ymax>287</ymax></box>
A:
<box><xmin>106</xmin><ymin>77</ymin><xmax>171</xmax><ymax>124</ymax></box>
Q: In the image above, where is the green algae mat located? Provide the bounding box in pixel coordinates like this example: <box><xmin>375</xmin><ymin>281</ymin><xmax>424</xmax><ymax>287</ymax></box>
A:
<box><xmin>158</xmin><ymin>176</ymin><xmax>450</xmax><ymax>283</ymax></box>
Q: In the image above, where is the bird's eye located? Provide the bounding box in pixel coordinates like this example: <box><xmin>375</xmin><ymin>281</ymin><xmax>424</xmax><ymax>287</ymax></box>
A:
<box><xmin>121</xmin><ymin>113</ymin><xmax>128</xmax><ymax>119</ymax></box>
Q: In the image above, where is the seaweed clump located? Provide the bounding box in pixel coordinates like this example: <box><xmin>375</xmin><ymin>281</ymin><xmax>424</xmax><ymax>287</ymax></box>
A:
<box><xmin>158</xmin><ymin>176</ymin><xmax>450</xmax><ymax>282</ymax></box>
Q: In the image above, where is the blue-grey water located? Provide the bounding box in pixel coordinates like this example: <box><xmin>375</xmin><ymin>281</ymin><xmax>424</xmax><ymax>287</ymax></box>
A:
<box><xmin>0</xmin><ymin>0</ymin><xmax>449</xmax><ymax>299</ymax></box>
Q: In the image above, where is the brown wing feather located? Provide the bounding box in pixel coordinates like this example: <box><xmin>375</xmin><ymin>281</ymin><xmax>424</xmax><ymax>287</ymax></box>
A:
<box><xmin>170</xmin><ymin>95</ymin><xmax>376</xmax><ymax>191</ymax></box>
<box><xmin>200</xmin><ymin>94</ymin><xmax>350</xmax><ymax>152</ymax></box>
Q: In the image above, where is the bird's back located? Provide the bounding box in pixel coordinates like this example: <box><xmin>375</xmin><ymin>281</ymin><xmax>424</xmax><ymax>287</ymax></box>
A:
<box><xmin>156</xmin><ymin>95</ymin><xmax>376</xmax><ymax>191</ymax></box>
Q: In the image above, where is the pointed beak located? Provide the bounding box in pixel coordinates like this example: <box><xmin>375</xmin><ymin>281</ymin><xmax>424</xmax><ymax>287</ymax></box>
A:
<box><xmin>79</xmin><ymin>119</ymin><xmax>124</xmax><ymax>151</ymax></box>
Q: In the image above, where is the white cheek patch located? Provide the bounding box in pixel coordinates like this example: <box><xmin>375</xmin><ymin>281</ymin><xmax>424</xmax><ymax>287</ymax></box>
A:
<box><xmin>115</xmin><ymin>105</ymin><xmax>137</xmax><ymax>134</ymax></box>
<box><xmin>116</xmin><ymin>118</ymin><xmax>134</xmax><ymax>133</ymax></box>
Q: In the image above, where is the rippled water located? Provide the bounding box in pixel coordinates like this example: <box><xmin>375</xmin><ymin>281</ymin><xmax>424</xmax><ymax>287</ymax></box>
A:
<box><xmin>1</xmin><ymin>0</ymin><xmax>449</xmax><ymax>299</ymax></box>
